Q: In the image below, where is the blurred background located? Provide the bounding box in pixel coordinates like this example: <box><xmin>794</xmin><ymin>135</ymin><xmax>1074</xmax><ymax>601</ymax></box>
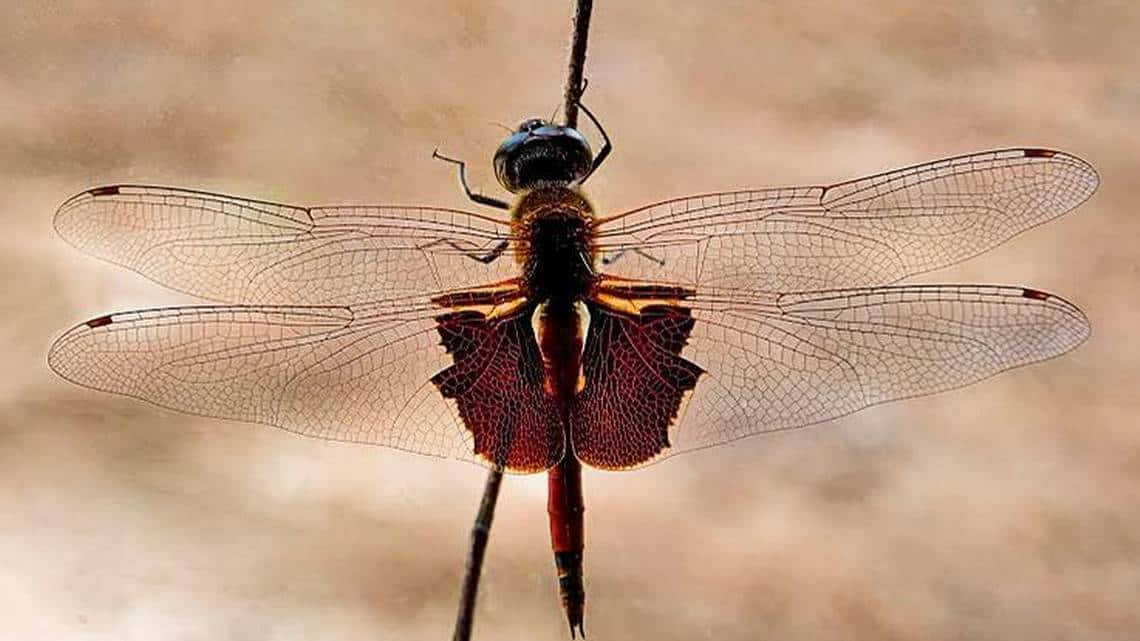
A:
<box><xmin>1</xmin><ymin>1</ymin><xmax>1137</xmax><ymax>639</ymax></box>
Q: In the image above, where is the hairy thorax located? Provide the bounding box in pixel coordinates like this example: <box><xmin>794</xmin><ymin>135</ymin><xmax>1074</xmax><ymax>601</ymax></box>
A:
<box><xmin>512</xmin><ymin>187</ymin><xmax>598</xmax><ymax>303</ymax></box>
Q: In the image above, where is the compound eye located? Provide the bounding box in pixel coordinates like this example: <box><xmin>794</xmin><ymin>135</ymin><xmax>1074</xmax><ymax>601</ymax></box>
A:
<box><xmin>532</xmin><ymin>124</ymin><xmax>564</xmax><ymax>137</ymax></box>
<box><xmin>516</xmin><ymin>118</ymin><xmax>548</xmax><ymax>132</ymax></box>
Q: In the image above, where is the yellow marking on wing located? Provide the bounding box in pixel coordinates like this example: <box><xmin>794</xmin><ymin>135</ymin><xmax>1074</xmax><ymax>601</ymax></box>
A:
<box><xmin>486</xmin><ymin>296</ymin><xmax>530</xmax><ymax>320</ymax></box>
<box><xmin>592</xmin><ymin>291</ymin><xmax>689</xmax><ymax>315</ymax></box>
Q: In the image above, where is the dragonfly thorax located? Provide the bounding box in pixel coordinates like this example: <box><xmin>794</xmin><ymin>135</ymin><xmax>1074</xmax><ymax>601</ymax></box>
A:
<box><xmin>494</xmin><ymin>119</ymin><xmax>593</xmax><ymax>193</ymax></box>
<box><xmin>513</xmin><ymin>187</ymin><xmax>597</xmax><ymax>302</ymax></box>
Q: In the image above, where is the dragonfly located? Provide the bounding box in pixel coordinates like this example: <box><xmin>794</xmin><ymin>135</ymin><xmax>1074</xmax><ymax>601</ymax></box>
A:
<box><xmin>48</xmin><ymin>104</ymin><xmax>1096</xmax><ymax>636</ymax></box>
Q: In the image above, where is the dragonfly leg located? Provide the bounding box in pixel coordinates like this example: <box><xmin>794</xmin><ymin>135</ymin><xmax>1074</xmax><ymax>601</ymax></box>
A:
<box><xmin>470</xmin><ymin>239</ymin><xmax>509</xmax><ymax>263</ymax></box>
<box><xmin>600</xmin><ymin>247</ymin><xmax>665</xmax><ymax>267</ymax></box>
<box><xmin>432</xmin><ymin>148</ymin><xmax>511</xmax><ymax>210</ymax></box>
<box><xmin>577</xmin><ymin>100</ymin><xmax>611</xmax><ymax>182</ymax></box>
<box><xmin>418</xmin><ymin>237</ymin><xmax>509</xmax><ymax>264</ymax></box>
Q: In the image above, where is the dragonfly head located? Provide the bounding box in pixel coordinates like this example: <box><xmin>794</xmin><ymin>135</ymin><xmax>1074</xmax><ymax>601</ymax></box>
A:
<box><xmin>494</xmin><ymin>119</ymin><xmax>593</xmax><ymax>193</ymax></box>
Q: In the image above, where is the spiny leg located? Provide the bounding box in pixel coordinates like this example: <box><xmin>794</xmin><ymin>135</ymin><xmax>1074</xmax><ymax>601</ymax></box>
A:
<box><xmin>418</xmin><ymin>237</ymin><xmax>510</xmax><ymax>264</ymax></box>
<box><xmin>432</xmin><ymin>148</ymin><xmax>511</xmax><ymax>210</ymax></box>
<box><xmin>600</xmin><ymin>247</ymin><xmax>665</xmax><ymax>267</ymax></box>
<box><xmin>577</xmin><ymin>100</ymin><xmax>611</xmax><ymax>182</ymax></box>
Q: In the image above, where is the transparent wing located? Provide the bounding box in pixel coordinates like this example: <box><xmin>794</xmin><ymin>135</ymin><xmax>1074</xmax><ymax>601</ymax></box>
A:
<box><xmin>595</xmin><ymin>149</ymin><xmax>1098</xmax><ymax>290</ymax></box>
<box><xmin>646</xmin><ymin>283</ymin><xmax>1089</xmax><ymax>463</ymax></box>
<box><xmin>46</xmin><ymin>295</ymin><xmax>490</xmax><ymax>465</ymax></box>
<box><xmin>54</xmin><ymin>185</ymin><xmax>515</xmax><ymax>305</ymax></box>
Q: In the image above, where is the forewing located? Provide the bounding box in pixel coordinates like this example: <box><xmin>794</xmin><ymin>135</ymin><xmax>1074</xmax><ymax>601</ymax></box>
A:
<box><xmin>595</xmin><ymin>149</ymin><xmax>1097</xmax><ymax>290</ymax></box>
<box><xmin>47</xmin><ymin>290</ymin><xmax>559</xmax><ymax>472</ymax></box>
<box><xmin>54</xmin><ymin>185</ymin><xmax>515</xmax><ymax>305</ymax></box>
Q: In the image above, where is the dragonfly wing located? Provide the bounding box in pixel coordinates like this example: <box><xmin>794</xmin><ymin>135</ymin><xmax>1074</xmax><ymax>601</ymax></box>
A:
<box><xmin>54</xmin><ymin>185</ymin><xmax>515</xmax><ymax>305</ymax></box>
<box><xmin>432</xmin><ymin>303</ymin><xmax>564</xmax><ymax>472</ymax></box>
<box><xmin>595</xmin><ymin>149</ymin><xmax>1097</xmax><ymax>290</ymax></box>
<box><xmin>673</xmin><ymin>284</ymin><xmax>1089</xmax><ymax>458</ymax></box>
<box><xmin>572</xmin><ymin>295</ymin><xmax>704</xmax><ymax>470</ymax></box>
<box><xmin>47</xmin><ymin>287</ymin><xmax>561</xmax><ymax>472</ymax></box>
<box><xmin>573</xmin><ymin>280</ymin><xmax>1089</xmax><ymax>468</ymax></box>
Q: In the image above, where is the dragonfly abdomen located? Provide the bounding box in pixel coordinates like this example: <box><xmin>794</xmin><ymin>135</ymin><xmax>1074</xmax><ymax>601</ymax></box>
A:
<box><xmin>532</xmin><ymin>299</ymin><xmax>590</xmax><ymax>402</ymax></box>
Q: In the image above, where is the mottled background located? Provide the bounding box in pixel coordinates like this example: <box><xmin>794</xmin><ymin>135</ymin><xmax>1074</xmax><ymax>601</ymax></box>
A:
<box><xmin>2</xmin><ymin>2</ymin><xmax>1137</xmax><ymax>640</ymax></box>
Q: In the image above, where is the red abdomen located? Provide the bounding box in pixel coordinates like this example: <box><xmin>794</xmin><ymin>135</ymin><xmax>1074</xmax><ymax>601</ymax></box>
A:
<box><xmin>534</xmin><ymin>297</ymin><xmax>590</xmax><ymax>637</ymax></box>
<box><xmin>533</xmin><ymin>299</ymin><xmax>590</xmax><ymax>403</ymax></box>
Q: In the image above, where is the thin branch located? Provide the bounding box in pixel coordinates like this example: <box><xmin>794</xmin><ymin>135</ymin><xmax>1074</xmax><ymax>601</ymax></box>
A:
<box><xmin>563</xmin><ymin>0</ymin><xmax>594</xmax><ymax>128</ymax></box>
<box><xmin>451</xmin><ymin>1</ymin><xmax>595</xmax><ymax>639</ymax></box>
<box><xmin>452</xmin><ymin>466</ymin><xmax>503</xmax><ymax>641</ymax></box>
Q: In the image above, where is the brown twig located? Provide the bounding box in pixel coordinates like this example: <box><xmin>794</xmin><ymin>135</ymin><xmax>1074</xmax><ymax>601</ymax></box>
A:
<box><xmin>563</xmin><ymin>0</ymin><xmax>594</xmax><ymax>128</ymax></box>
<box><xmin>451</xmin><ymin>1</ymin><xmax>595</xmax><ymax>639</ymax></box>
<box><xmin>451</xmin><ymin>466</ymin><xmax>503</xmax><ymax>641</ymax></box>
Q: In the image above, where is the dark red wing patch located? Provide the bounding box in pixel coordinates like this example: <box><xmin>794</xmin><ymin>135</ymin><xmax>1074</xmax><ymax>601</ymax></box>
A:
<box><xmin>572</xmin><ymin>301</ymin><xmax>704</xmax><ymax>469</ymax></box>
<box><xmin>431</xmin><ymin>306</ymin><xmax>564</xmax><ymax>472</ymax></box>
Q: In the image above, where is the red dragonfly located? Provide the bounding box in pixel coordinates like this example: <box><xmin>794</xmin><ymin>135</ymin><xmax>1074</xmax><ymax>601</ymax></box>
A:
<box><xmin>48</xmin><ymin>106</ymin><xmax>1095</xmax><ymax>636</ymax></box>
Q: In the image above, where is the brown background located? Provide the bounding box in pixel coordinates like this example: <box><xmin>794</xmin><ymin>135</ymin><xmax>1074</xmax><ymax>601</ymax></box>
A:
<box><xmin>2</xmin><ymin>2</ymin><xmax>1137</xmax><ymax>640</ymax></box>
